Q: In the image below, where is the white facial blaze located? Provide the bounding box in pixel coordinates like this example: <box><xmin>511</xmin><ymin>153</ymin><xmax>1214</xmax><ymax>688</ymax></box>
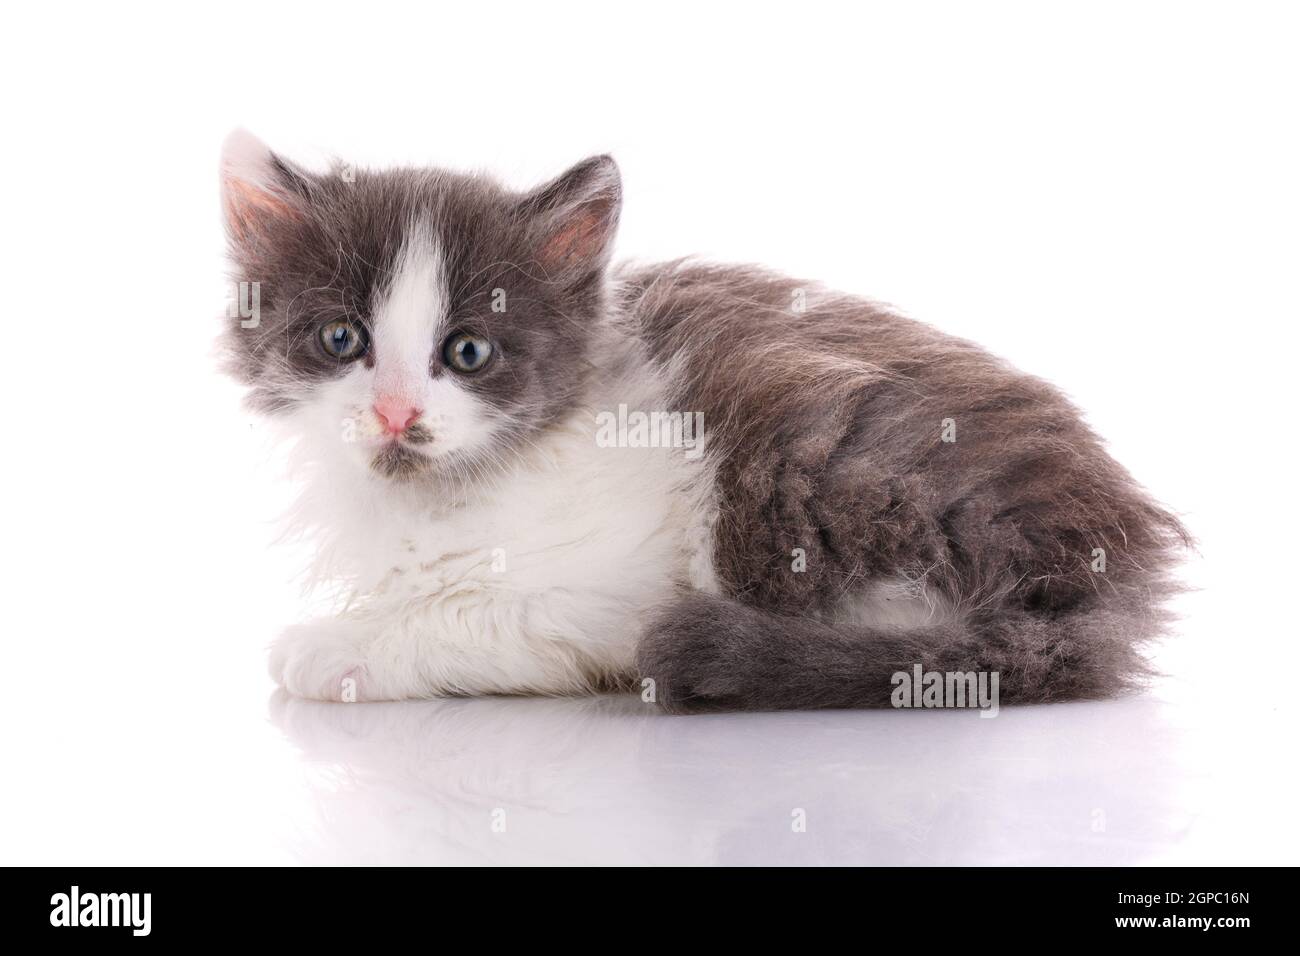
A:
<box><xmin>304</xmin><ymin>217</ymin><xmax>501</xmax><ymax>467</ymax></box>
<box><xmin>372</xmin><ymin>221</ymin><xmax>447</xmax><ymax>402</ymax></box>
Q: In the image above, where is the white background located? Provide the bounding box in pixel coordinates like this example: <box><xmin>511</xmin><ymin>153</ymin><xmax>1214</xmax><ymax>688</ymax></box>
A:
<box><xmin>1</xmin><ymin>1</ymin><xmax>1296</xmax><ymax>865</ymax></box>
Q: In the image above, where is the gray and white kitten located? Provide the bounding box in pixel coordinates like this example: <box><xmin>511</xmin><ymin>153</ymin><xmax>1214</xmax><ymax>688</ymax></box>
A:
<box><xmin>220</xmin><ymin>130</ymin><xmax>1187</xmax><ymax>712</ymax></box>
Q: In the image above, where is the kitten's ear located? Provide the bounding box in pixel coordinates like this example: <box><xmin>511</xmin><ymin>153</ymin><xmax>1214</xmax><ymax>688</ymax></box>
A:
<box><xmin>520</xmin><ymin>155</ymin><xmax>622</xmax><ymax>275</ymax></box>
<box><xmin>219</xmin><ymin>129</ymin><xmax>309</xmax><ymax>242</ymax></box>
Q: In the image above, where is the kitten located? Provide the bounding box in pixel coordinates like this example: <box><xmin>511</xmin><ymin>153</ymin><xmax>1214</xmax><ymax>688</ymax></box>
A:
<box><xmin>220</xmin><ymin>130</ymin><xmax>1188</xmax><ymax>713</ymax></box>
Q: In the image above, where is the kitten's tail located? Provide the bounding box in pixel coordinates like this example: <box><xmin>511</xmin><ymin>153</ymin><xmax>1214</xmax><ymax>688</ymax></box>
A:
<box><xmin>635</xmin><ymin>586</ymin><xmax>1176</xmax><ymax>713</ymax></box>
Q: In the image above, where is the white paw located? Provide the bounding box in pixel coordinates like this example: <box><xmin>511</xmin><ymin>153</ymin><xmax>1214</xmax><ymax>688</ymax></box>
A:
<box><xmin>269</xmin><ymin>620</ymin><xmax>373</xmax><ymax>701</ymax></box>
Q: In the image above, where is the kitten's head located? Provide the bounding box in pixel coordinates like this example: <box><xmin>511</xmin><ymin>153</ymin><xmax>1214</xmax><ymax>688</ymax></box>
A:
<box><xmin>219</xmin><ymin>130</ymin><xmax>621</xmax><ymax>484</ymax></box>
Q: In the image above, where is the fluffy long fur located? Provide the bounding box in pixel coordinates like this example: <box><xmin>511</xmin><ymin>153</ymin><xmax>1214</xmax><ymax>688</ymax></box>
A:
<box><xmin>624</xmin><ymin>262</ymin><xmax>1189</xmax><ymax>711</ymax></box>
<box><xmin>220</xmin><ymin>133</ymin><xmax>1188</xmax><ymax>713</ymax></box>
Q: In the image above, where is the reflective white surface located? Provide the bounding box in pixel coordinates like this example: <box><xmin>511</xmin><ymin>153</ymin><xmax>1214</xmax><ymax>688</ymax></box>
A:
<box><xmin>4</xmin><ymin>637</ymin><xmax>1292</xmax><ymax>867</ymax></box>
<box><xmin>258</xmin><ymin>678</ymin><xmax>1275</xmax><ymax>866</ymax></box>
<box><xmin>268</xmin><ymin>692</ymin><xmax>1198</xmax><ymax>866</ymax></box>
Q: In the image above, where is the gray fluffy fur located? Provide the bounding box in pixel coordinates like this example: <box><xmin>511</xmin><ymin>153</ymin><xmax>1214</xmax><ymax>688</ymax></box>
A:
<box><xmin>223</xmin><ymin>144</ymin><xmax>1189</xmax><ymax>714</ymax></box>
<box><xmin>626</xmin><ymin>263</ymin><xmax>1189</xmax><ymax>712</ymax></box>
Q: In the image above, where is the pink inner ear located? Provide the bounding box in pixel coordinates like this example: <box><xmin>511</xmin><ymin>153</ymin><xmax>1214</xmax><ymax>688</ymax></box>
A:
<box><xmin>223</xmin><ymin>177</ymin><xmax>300</xmax><ymax>239</ymax></box>
<box><xmin>540</xmin><ymin>204</ymin><xmax>608</xmax><ymax>269</ymax></box>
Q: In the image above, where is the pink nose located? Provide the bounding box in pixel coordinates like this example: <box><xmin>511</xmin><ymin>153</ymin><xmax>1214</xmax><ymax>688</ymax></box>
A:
<box><xmin>373</xmin><ymin>398</ymin><xmax>421</xmax><ymax>435</ymax></box>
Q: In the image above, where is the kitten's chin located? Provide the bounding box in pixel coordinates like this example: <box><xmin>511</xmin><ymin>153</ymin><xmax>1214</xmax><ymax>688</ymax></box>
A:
<box><xmin>369</xmin><ymin>442</ymin><xmax>433</xmax><ymax>483</ymax></box>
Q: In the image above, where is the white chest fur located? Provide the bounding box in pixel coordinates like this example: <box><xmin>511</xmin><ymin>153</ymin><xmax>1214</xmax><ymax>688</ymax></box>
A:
<box><xmin>273</xmin><ymin>401</ymin><xmax>717</xmax><ymax>700</ymax></box>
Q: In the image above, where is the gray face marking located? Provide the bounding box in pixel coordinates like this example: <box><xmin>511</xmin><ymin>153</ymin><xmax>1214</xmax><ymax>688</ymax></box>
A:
<box><xmin>401</xmin><ymin>422</ymin><xmax>435</xmax><ymax>446</ymax></box>
<box><xmin>221</xmin><ymin>143</ymin><xmax>623</xmax><ymax>484</ymax></box>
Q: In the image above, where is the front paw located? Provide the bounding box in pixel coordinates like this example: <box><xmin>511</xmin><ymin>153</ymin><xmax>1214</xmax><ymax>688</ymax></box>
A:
<box><xmin>269</xmin><ymin>621</ymin><xmax>372</xmax><ymax>702</ymax></box>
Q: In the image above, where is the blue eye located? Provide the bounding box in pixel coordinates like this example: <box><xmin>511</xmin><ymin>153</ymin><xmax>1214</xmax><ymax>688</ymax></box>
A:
<box><xmin>319</xmin><ymin>320</ymin><xmax>368</xmax><ymax>360</ymax></box>
<box><xmin>443</xmin><ymin>332</ymin><xmax>494</xmax><ymax>373</ymax></box>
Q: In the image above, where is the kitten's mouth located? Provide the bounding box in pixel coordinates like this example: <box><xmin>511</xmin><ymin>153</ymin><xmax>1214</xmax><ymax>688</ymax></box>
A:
<box><xmin>363</xmin><ymin>419</ymin><xmax>437</xmax><ymax>481</ymax></box>
<box><xmin>370</xmin><ymin>441</ymin><xmax>431</xmax><ymax>481</ymax></box>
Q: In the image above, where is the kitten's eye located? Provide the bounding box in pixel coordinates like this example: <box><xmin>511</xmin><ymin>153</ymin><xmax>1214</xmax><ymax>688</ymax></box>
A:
<box><xmin>442</xmin><ymin>332</ymin><xmax>494</xmax><ymax>373</ymax></box>
<box><xmin>318</xmin><ymin>320</ymin><xmax>368</xmax><ymax>361</ymax></box>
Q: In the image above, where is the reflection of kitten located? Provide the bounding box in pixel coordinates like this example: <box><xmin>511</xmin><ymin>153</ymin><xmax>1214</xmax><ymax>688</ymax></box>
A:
<box><xmin>270</xmin><ymin>693</ymin><xmax>1187</xmax><ymax>865</ymax></box>
<box><xmin>220</xmin><ymin>130</ymin><xmax>1187</xmax><ymax>712</ymax></box>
